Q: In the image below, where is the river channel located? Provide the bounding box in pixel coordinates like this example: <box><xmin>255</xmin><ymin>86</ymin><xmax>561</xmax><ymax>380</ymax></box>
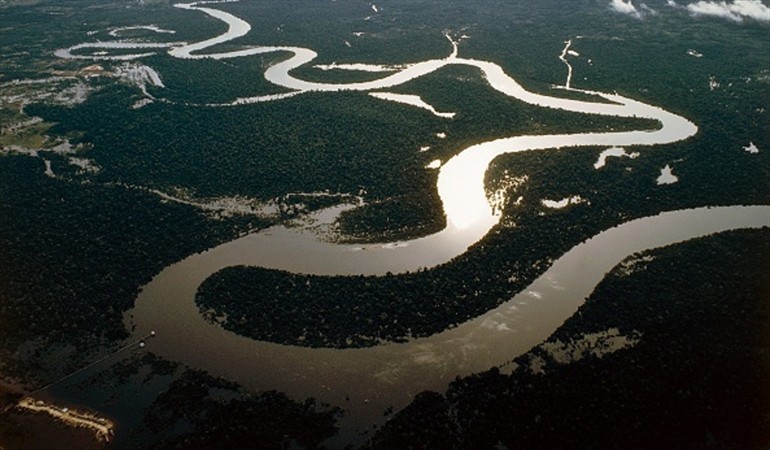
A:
<box><xmin>54</xmin><ymin>1</ymin><xmax>770</xmax><ymax>445</ymax></box>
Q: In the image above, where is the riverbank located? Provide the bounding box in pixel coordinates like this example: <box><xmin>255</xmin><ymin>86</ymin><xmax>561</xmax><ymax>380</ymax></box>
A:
<box><xmin>368</xmin><ymin>228</ymin><xmax>770</xmax><ymax>449</ymax></box>
<box><xmin>0</xmin><ymin>395</ymin><xmax>111</xmax><ymax>450</ymax></box>
<box><xmin>131</xmin><ymin>205</ymin><xmax>769</xmax><ymax>447</ymax></box>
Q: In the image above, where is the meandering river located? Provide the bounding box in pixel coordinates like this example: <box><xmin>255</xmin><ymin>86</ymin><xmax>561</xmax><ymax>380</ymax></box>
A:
<box><xmin>56</xmin><ymin>1</ymin><xmax>770</xmax><ymax>445</ymax></box>
<box><xmin>128</xmin><ymin>205</ymin><xmax>768</xmax><ymax>445</ymax></box>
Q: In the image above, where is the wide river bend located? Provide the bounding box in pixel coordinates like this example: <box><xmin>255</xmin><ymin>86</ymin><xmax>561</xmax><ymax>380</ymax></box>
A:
<box><xmin>55</xmin><ymin>0</ymin><xmax>770</xmax><ymax>444</ymax></box>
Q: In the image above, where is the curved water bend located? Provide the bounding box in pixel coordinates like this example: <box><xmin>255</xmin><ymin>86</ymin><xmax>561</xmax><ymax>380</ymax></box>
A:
<box><xmin>58</xmin><ymin>0</ymin><xmax>699</xmax><ymax>270</ymax></box>
<box><xmin>158</xmin><ymin>1</ymin><xmax>699</xmax><ymax>253</ymax></box>
<box><xmin>130</xmin><ymin>206</ymin><xmax>770</xmax><ymax>442</ymax></box>
<box><xmin>76</xmin><ymin>0</ymin><xmax>765</xmax><ymax>442</ymax></box>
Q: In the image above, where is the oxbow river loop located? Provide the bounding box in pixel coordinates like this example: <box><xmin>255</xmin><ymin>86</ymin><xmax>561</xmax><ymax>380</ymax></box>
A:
<box><xmin>55</xmin><ymin>0</ymin><xmax>770</xmax><ymax>445</ymax></box>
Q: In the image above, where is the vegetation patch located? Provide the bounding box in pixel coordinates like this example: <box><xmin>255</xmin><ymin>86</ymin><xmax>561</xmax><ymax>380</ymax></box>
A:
<box><xmin>367</xmin><ymin>229</ymin><xmax>770</xmax><ymax>449</ymax></box>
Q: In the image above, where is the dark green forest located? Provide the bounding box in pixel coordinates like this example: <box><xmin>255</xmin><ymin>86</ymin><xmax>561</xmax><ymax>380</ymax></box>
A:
<box><xmin>367</xmin><ymin>229</ymin><xmax>770</xmax><ymax>450</ymax></box>
<box><xmin>1</xmin><ymin>0</ymin><xmax>768</xmax><ymax>448</ymax></box>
